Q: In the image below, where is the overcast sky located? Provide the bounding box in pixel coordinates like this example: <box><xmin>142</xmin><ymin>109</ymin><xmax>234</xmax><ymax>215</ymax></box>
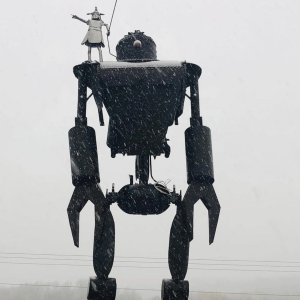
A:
<box><xmin>0</xmin><ymin>0</ymin><xmax>300</xmax><ymax>299</ymax></box>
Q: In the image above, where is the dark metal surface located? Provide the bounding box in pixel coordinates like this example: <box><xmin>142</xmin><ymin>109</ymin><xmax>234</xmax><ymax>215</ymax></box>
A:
<box><xmin>185</xmin><ymin>63</ymin><xmax>202</xmax><ymax>86</ymax></box>
<box><xmin>168</xmin><ymin>205</ymin><xmax>190</xmax><ymax>281</ymax></box>
<box><xmin>68</xmin><ymin>31</ymin><xmax>221</xmax><ymax>300</ymax></box>
<box><xmin>182</xmin><ymin>181</ymin><xmax>220</xmax><ymax>244</ymax></box>
<box><xmin>73</xmin><ymin>61</ymin><xmax>187</xmax><ymax>156</ymax></box>
<box><xmin>93</xmin><ymin>207</ymin><xmax>115</xmax><ymax>279</ymax></box>
<box><xmin>99</xmin><ymin>62</ymin><xmax>186</xmax><ymax>156</ymax></box>
<box><xmin>68</xmin><ymin>125</ymin><xmax>100</xmax><ymax>186</ymax></box>
<box><xmin>185</xmin><ymin>125</ymin><xmax>214</xmax><ymax>184</ymax></box>
<box><xmin>87</xmin><ymin>277</ymin><xmax>116</xmax><ymax>300</ymax></box>
<box><xmin>67</xmin><ymin>184</ymin><xmax>106</xmax><ymax>247</ymax></box>
<box><xmin>107</xmin><ymin>183</ymin><xmax>180</xmax><ymax>215</ymax></box>
<box><xmin>136</xmin><ymin>155</ymin><xmax>149</xmax><ymax>184</ymax></box>
<box><xmin>186</xmin><ymin>63</ymin><xmax>202</xmax><ymax>127</ymax></box>
<box><xmin>161</xmin><ymin>279</ymin><xmax>189</xmax><ymax>300</ymax></box>
<box><xmin>116</xmin><ymin>30</ymin><xmax>157</xmax><ymax>62</ymax></box>
<box><xmin>77</xmin><ymin>77</ymin><xmax>87</xmax><ymax>120</ymax></box>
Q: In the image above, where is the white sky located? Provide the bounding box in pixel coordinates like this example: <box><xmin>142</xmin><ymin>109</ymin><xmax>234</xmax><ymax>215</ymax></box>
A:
<box><xmin>0</xmin><ymin>0</ymin><xmax>300</xmax><ymax>299</ymax></box>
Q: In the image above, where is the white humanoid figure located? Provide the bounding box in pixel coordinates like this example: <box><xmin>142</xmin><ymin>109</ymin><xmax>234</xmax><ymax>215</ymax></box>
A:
<box><xmin>72</xmin><ymin>7</ymin><xmax>110</xmax><ymax>62</ymax></box>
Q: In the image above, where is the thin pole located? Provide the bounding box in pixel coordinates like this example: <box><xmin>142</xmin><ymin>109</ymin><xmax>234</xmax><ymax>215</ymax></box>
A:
<box><xmin>107</xmin><ymin>0</ymin><xmax>118</xmax><ymax>58</ymax></box>
<box><xmin>107</xmin><ymin>35</ymin><xmax>117</xmax><ymax>58</ymax></box>
<box><xmin>109</xmin><ymin>0</ymin><xmax>118</xmax><ymax>31</ymax></box>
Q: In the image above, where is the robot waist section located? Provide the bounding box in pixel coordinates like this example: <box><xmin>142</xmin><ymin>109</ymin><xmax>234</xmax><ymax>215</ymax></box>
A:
<box><xmin>107</xmin><ymin>117</ymin><xmax>169</xmax><ymax>156</ymax></box>
<box><xmin>107</xmin><ymin>183</ymin><xmax>181</xmax><ymax>215</ymax></box>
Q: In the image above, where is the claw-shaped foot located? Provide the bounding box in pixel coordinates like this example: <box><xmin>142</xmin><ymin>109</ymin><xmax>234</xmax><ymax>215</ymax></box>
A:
<box><xmin>161</xmin><ymin>279</ymin><xmax>189</xmax><ymax>300</ymax></box>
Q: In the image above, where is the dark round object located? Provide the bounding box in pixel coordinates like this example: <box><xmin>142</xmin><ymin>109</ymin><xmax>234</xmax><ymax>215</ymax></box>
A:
<box><xmin>116</xmin><ymin>30</ymin><xmax>157</xmax><ymax>62</ymax></box>
<box><xmin>87</xmin><ymin>277</ymin><xmax>116</xmax><ymax>300</ymax></box>
<box><xmin>117</xmin><ymin>184</ymin><xmax>171</xmax><ymax>215</ymax></box>
<box><xmin>161</xmin><ymin>279</ymin><xmax>189</xmax><ymax>300</ymax></box>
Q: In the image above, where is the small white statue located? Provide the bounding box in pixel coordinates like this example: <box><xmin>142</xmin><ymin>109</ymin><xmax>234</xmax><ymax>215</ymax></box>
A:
<box><xmin>72</xmin><ymin>7</ymin><xmax>110</xmax><ymax>62</ymax></box>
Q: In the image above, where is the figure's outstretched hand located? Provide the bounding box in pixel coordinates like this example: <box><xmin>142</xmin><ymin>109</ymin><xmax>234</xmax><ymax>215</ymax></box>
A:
<box><xmin>71</xmin><ymin>14</ymin><xmax>77</xmax><ymax>19</ymax></box>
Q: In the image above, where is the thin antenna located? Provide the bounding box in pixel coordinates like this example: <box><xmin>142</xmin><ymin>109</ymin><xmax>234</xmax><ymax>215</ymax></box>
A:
<box><xmin>107</xmin><ymin>0</ymin><xmax>118</xmax><ymax>58</ymax></box>
<box><xmin>109</xmin><ymin>0</ymin><xmax>118</xmax><ymax>31</ymax></box>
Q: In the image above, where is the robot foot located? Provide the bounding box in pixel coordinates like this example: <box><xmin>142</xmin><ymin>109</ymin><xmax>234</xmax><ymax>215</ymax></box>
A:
<box><xmin>161</xmin><ymin>279</ymin><xmax>189</xmax><ymax>300</ymax></box>
<box><xmin>87</xmin><ymin>277</ymin><xmax>116</xmax><ymax>300</ymax></box>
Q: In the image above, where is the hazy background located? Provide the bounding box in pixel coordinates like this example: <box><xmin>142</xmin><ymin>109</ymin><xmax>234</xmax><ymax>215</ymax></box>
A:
<box><xmin>0</xmin><ymin>0</ymin><xmax>300</xmax><ymax>299</ymax></box>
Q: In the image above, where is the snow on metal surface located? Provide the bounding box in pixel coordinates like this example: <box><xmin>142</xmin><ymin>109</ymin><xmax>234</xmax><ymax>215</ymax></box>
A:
<box><xmin>99</xmin><ymin>60</ymin><xmax>183</xmax><ymax>69</ymax></box>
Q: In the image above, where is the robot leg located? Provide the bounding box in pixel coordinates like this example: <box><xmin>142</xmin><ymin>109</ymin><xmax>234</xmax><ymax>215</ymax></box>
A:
<box><xmin>162</xmin><ymin>124</ymin><xmax>221</xmax><ymax>300</ymax></box>
<box><xmin>68</xmin><ymin>187</ymin><xmax>117</xmax><ymax>300</ymax></box>
<box><xmin>162</xmin><ymin>204</ymin><xmax>189</xmax><ymax>300</ymax></box>
<box><xmin>88</xmin><ymin>206</ymin><xmax>116</xmax><ymax>300</ymax></box>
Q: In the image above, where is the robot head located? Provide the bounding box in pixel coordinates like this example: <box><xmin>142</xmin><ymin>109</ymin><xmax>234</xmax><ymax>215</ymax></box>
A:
<box><xmin>87</xmin><ymin>7</ymin><xmax>104</xmax><ymax>20</ymax></box>
<box><xmin>116</xmin><ymin>30</ymin><xmax>157</xmax><ymax>62</ymax></box>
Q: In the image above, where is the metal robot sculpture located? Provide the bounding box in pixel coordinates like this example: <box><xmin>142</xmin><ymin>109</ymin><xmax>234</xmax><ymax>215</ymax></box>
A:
<box><xmin>72</xmin><ymin>7</ymin><xmax>110</xmax><ymax>62</ymax></box>
<box><xmin>67</xmin><ymin>27</ymin><xmax>221</xmax><ymax>299</ymax></box>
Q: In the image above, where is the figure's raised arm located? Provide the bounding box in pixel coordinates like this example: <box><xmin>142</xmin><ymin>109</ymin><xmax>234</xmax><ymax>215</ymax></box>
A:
<box><xmin>71</xmin><ymin>15</ymin><xmax>88</xmax><ymax>24</ymax></box>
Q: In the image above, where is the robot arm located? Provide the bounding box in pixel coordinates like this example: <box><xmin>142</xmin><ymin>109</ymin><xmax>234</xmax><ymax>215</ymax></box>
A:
<box><xmin>67</xmin><ymin>76</ymin><xmax>106</xmax><ymax>247</ymax></box>
<box><xmin>71</xmin><ymin>15</ymin><xmax>88</xmax><ymax>24</ymax></box>
<box><xmin>182</xmin><ymin>63</ymin><xmax>221</xmax><ymax>244</ymax></box>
